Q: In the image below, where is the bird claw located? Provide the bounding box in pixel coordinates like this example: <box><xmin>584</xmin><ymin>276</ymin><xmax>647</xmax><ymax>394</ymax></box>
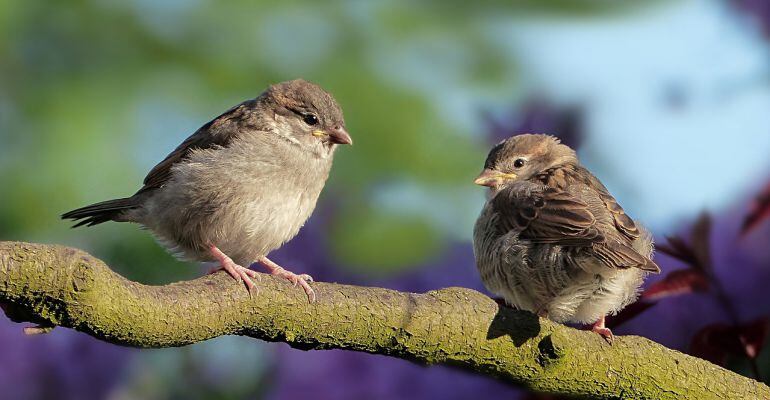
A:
<box><xmin>213</xmin><ymin>261</ymin><xmax>261</xmax><ymax>295</ymax></box>
<box><xmin>208</xmin><ymin>247</ymin><xmax>316</xmax><ymax>302</ymax></box>
<box><xmin>259</xmin><ymin>257</ymin><xmax>316</xmax><ymax>303</ymax></box>
<box><xmin>209</xmin><ymin>245</ymin><xmax>260</xmax><ymax>295</ymax></box>
<box><xmin>24</xmin><ymin>325</ymin><xmax>55</xmax><ymax>335</ymax></box>
<box><xmin>592</xmin><ymin>326</ymin><xmax>614</xmax><ymax>344</ymax></box>
<box><xmin>271</xmin><ymin>267</ymin><xmax>316</xmax><ymax>303</ymax></box>
<box><xmin>590</xmin><ymin>316</ymin><xmax>614</xmax><ymax>344</ymax></box>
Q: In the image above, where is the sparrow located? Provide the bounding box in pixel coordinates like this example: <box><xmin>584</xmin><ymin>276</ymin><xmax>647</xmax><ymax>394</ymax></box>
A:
<box><xmin>472</xmin><ymin>134</ymin><xmax>659</xmax><ymax>341</ymax></box>
<box><xmin>62</xmin><ymin>79</ymin><xmax>352</xmax><ymax>302</ymax></box>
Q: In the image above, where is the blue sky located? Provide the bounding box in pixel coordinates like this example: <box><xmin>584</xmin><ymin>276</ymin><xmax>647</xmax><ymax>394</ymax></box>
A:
<box><xmin>367</xmin><ymin>0</ymin><xmax>770</xmax><ymax>239</ymax></box>
<box><xmin>124</xmin><ymin>0</ymin><xmax>770</xmax><ymax>240</ymax></box>
<box><xmin>499</xmin><ymin>0</ymin><xmax>770</xmax><ymax>232</ymax></box>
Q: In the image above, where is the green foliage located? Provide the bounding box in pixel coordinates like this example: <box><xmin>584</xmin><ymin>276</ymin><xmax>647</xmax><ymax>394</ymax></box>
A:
<box><xmin>0</xmin><ymin>0</ymin><xmax>662</xmax><ymax>288</ymax></box>
<box><xmin>330</xmin><ymin>206</ymin><xmax>442</xmax><ymax>273</ymax></box>
<box><xmin>0</xmin><ymin>1</ymin><xmax>673</xmax><ymax>398</ymax></box>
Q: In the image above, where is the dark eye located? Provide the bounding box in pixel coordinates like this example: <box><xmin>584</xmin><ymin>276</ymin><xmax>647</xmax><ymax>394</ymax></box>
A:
<box><xmin>303</xmin><ymin>113</ymin><xmax>319</xmax><ymax>126</ymax></box>
<box><xmin>513</xmin><ymin>158</ymin><xmax>526</xmax><ymax>168</ymax></box>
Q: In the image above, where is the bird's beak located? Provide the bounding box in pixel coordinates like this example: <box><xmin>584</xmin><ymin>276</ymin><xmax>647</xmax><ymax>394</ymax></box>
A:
<box><xmin>312</xmin><ymin>128</ymin><xmax>353</xmax><ymax>145</ymax></box>
<box><xmin>326</xmin><ymin>127</ymin><xmax>353</xmax><ymax>145</ymax></box>
<box><xmin>474</xmin><ymin>169</ymin><xmax>516</xmax><ymax>187</ymax></box>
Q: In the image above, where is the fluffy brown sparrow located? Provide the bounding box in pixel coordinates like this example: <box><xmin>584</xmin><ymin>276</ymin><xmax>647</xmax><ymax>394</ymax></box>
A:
<box><xmin>62</xmin><ymin>79</ymin><xmax>352</xmax><ymax>302</ymax></box>
<box><xmin>472</xmin><ymin>134</ymin><xmax>659</xmax><ymax>341</ymax></box>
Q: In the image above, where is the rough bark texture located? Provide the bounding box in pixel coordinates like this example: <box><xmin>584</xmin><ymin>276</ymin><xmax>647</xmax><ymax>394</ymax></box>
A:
<box><xmin>1</xmin><ymin>241</ymin><xmax>767</xmax><ymax>399</ymax></box>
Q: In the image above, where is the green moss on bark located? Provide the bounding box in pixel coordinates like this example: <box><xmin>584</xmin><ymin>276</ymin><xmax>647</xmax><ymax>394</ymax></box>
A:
<box><xmin>1</xmin><ymin>241</ymin><xmax>768</xmax><ymax>399</ymax></box>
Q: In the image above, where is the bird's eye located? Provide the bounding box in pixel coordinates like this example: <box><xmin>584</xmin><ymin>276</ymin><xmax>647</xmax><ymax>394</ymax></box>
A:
<box><xmin>513</xmin><ymin>158</ymin><xmax>526</xmax><ymax>168</ymax></box>
<box><xmin>303</xmin><ymin>114</ymin><xmax>319</xmax><ymax>126</ymax></box>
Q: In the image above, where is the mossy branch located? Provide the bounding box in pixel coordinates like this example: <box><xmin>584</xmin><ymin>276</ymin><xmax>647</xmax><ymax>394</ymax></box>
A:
<box><xmin>0</xmin><ymin>241</ymin><xmax>767</xmax><ymax>399</ymax></box>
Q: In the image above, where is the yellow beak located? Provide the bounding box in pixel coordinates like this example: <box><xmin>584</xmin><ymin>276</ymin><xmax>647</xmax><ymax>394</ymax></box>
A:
<box><xmin>473</xmin><ymin>169</ymin><xmax>516</xmax><ymax>187</ymax></box>
<box><xmin>312</xmin><ymin>128</ymin><xmax>353</xmax><ymax>145</ymax></box>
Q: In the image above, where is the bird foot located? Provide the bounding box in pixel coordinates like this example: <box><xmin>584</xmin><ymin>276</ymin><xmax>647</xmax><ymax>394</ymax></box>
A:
<box><xmin>259</xmin><ymin>257</ymin><xmax>316</xmax><ymax>303</ymax></box>
<box><xmin>209</xmin><ymin>245</ymin><xmax>260</xmax><ymax>295</ymax></box>
<box><xmin>590</xmin><ymin>316</ymin><xmax>614</xmax><ymax>344</ymax></box>
<box><xmin>24</xmin><ymin>325</ymin><xmax>56</xmax><ymax>335</ymax></box>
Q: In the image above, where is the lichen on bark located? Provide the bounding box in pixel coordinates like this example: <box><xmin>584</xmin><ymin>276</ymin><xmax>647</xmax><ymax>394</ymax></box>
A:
<box><xmin>1</xmin><ymin>241</ymin><xmax>768</xmax><ymax>399</ymax></box>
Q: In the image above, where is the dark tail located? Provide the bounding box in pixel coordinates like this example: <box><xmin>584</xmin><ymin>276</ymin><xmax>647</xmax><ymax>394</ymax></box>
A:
<box><xmin>61</xmin><ymin>197</ymin><xmax>138</xmax><ymax>227</ymax></box>
<box><xmin>641</xmin><ymin>258</ymin><xmax>661</xmax><ymax>274</ymax></box>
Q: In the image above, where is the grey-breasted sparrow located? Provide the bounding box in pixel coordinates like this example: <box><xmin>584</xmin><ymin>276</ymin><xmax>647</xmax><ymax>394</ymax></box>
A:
<box><xmin>63</xmin><ymin>79</ymin><xmax>352</xmax><ymax>302</ymax></box>
<box><xmin>472</xmin><ymin>134</ymin><xmax>659</xmax><ymax>341</ymax></box>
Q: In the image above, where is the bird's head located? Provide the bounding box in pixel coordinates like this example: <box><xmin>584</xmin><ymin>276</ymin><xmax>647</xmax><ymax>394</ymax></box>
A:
<box><xmin>262</xmin><ymin>79</ymin><xmax>352</xmax><ymax>154</ymax></box>
<box><xmin>474</xmin><ymin>134</ymin><xmax>577</xmax><ymax>191</ymax></box>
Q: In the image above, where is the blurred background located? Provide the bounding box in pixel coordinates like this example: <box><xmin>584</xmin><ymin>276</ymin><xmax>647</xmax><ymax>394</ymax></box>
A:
<box><xmin>2</xmin><ymin>0</ymin><xmax>770</xmax><ymax>399</ymax></box>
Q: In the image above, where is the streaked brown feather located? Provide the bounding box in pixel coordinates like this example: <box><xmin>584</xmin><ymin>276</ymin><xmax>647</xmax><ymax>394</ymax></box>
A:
<box><xmin>592</xmin><ymin>242</ymin><xmax>660</xmax><ymax>272</ymax></box>
<box><xmin>493</xmin><ymin>184</ymin><xmax>602</xmax><ymax>246</ymax></box>
<box><xmin>495</xmin><ymin>171</ymin><xmax>655</xmax><ymax>271</ymax></box>
<box><xmin>138</xmin><ymin>103</ymin><xmax>252</xmax><ymax>194</ymax></box>
<box><xmin>593</xmin><ymin>242</ymin><xmax>647</xmax><ymax>268</ymax></box>
<box><xmin>473</xmin><ymin>134</ymin><xmax>658</xmax><ymax>325</ymax></box>
<box><xmin>541</xmin><ymin>164</ymin><xmax>641</xmax><ymax>241</ymax></box>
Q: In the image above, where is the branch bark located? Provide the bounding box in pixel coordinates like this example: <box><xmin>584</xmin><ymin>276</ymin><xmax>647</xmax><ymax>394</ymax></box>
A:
<box><xmin>1</xmin><ymin>241</ymin><xmax>767</xmax><ymax>399</ymax></box>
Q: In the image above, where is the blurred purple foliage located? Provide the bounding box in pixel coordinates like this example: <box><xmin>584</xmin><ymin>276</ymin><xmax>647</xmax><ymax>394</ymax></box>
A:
<box><xmin>617</xmin><ymin>203</ymin><xmax>770</xmax><ymax>380</ymax></box>
<box><xmin>269</xmin><ymin>223</ymin><xmax>521</xmax><ymax>399</ymax></box>
<box><xmin>268</xmin><ymin>177</ymin><xmax>770</xmax><ymax>398</ymax></box>
<box><xmin>734</xmin><ymin>0</ymin><xmax>770</xmax><ymax>37</ymax></box>
<box><xmin>3</xmin><ymin>96</ymin><xmax>770</xmax><ymax>399</ymax></box>
<box><xmin>483</xmin><ymin>98</ymin><xmax>584</xmax><ymax>149</ymax></box>
<box><xmin>270</xmin><ymin>348</ymin><xmax>515</xmax><ymax>400</ymax></box>
<box><xmin>0</xmin><ymin>321</ymin><xmax>132</xmax><ymax>399</ymax></box>
<box><xmin>264</xmin><ymin>100</ymin><xmax>590</xmax><ymax>399</ymax></box>
<box><xmin>741</xmin><ymin>181</ymin><xmax>770</xmax><ymax>236</ymax></box>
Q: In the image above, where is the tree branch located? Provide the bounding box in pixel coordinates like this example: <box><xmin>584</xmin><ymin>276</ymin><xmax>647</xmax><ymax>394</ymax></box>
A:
<box><xmin>1</xmin><ymin>241</ymin><xmax>767</xmax><ymax>399</ymax></box>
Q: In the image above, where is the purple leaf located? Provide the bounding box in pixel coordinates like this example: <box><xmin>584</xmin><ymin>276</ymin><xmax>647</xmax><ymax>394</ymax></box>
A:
<box><xmin>689</xmin><ymin>318</ymin><xmax>769</xmax><ymax>366</ymax></box>
<box><xmin>606</xmin><ymin>301</ymin><xmax>657</xmax><ymax>329</ymax></box>
<box><xmin>741</xmin><ymin>181</ymin><xmax>770</xmax><ymax>236</ymax></box>
<box><xmin>642</xmin><ymin>269</ymin><xmax>710</xmax><ymax>301</ymax></box>
<box><xmin>657</xmin><ymin>213</ymin><xmax>712</xmax><ymax>272</ymax></box>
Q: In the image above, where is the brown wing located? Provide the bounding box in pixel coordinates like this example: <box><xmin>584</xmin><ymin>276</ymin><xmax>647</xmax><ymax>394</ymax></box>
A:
<box><xmin>493</xmin><ymin>181</ymin><xmax>658</xmax><ymax>272</ymax></box>
<box><xmin>593</xmin><ymin>241</ymin><xmax>659</xmax><ymax>272</ymax></box>
<box><xmin>493</xmin><ymin>182</ymin><xmax>603</xmax><ymax>246</ymax></box>
<box><xmin>579</xmin><ymin>167</ymin><xmax>640</xmax><ymax>240</ymax></box>
<box><xmin>542</xmin><ymin>164</ymin><xmax>641</xmax><ymax>241</ymax></box>
<box><xmin>136</xmin><ymin>102</ymin><xmax>251</xmax><ymax>194</ymax></box>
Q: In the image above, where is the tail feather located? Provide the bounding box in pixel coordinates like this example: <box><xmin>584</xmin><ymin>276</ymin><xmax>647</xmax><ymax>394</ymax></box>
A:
<box><xmin>61</xmin><ymin>197</ymin><xmax>137</xmax><ymax>227</ymax></box>
<box><xmin>640</xmin><ymin>258</ymin><xmax>661</xmax><ymax>274</ymax></box>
